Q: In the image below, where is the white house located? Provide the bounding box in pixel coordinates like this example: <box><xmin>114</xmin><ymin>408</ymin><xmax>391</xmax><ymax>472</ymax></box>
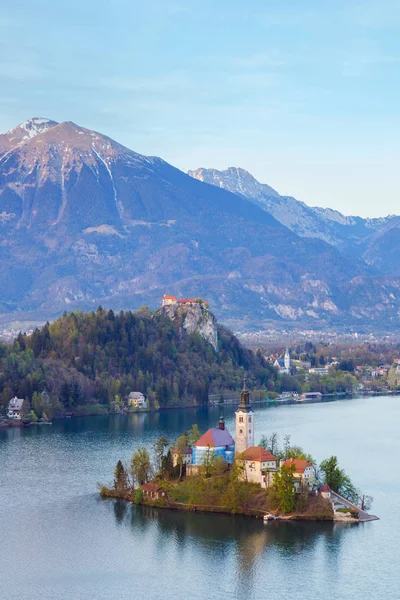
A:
<box><xmin>284</xmin><ymin>458</ymin><xmax>316</xmax><ymax>491</ymax></box>
<box><xmin>320</xmin><ymin>483</ymin><xmax>332</xmax><ymax>499</ymax></box>
<box><xmin>172</xmin><ymin>447</ymin><xmax>192</xmax><ymax>467</ymax></box>
<box><xmin>127</xmin><ymin>392</ymin><xmax>148</xmax><ymax>409</ymax></box>
<box><xmin>240</xmin><ymin>446</ymin><xmax>278</xmax><ymax>488</ymax></box>
<box><xmin>7</xmin><ymin>397</ymin><xmax>25</xmax><ymax>420</ymax></box>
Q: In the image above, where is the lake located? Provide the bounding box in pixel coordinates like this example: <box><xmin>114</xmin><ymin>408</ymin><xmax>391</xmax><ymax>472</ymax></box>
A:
<box><xmin>1</xmin><ymin>395</ymin><xmax>399</xmax><ymax>600</ymax></box>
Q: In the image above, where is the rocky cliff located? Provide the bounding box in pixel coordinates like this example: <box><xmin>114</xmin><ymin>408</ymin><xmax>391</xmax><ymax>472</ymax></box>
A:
<box><xmin>160</xmin><ymin>303</ymin><xmax>218</xmax><ymax>351</ymax></box>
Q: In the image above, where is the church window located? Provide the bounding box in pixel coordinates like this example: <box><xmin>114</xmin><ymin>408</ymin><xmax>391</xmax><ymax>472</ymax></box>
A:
<box><xmin>239</xmin><ymin>416</ymin><xmax>243</xmax><ymax>423</ymax></box>
<box><xmin>239</xmin><ymin>429</ymin><xmax>243</xmax><ymax>434</ymax></box>
<box><xmin>249</xmin><ymin>416</ymin><xmax>252</xmax><ymax>423</ymax></box>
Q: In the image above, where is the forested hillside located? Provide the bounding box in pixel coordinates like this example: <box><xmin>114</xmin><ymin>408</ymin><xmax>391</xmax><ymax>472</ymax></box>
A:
<box><xmin>0</xmin><ymin>307</ymin><xmax>276</xmax><ymax>416</ymax></box>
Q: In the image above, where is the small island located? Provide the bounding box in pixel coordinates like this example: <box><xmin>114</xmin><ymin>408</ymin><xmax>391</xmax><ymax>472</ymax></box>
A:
<box><xmin>100</xmin><ymin>377</ymin><xmax>378</xmax><ymax>523</ymax></box>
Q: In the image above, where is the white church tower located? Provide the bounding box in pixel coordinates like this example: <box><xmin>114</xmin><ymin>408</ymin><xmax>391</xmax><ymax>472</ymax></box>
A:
<box><xmin>235</xmin><ymin>375</ymin><xmax>254</xmax><ymax>455</ymax></box>
<box><xmin>284</xmin><ymin>347</ymin><xmax>290</xmax><ymax>373</ymax></box>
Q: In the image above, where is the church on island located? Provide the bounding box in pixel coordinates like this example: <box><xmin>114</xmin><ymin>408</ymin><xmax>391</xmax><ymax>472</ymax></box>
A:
<box><xmin>178</xmin><ymin>376</ymin><xmax>304</xmax><ymax>489</ymax></box>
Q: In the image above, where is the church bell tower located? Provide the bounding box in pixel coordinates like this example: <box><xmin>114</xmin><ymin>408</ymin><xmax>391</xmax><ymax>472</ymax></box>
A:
<box><xmin>235</xmin><ymin>374</ymin><xmax>254</xmax><ymax>455</ymax></box>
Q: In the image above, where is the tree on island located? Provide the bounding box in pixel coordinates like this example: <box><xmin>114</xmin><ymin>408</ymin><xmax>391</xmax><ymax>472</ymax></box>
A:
<box><xmin>188</xmin><ymin>424</ymin><xmax>201</xmax><ymax>446</ymax></box>
<box><xmin>175</xmin><ymin>434</ymin><xmax>189</xmax><ymax>479</ymax></box>
<box><xmin>358</xmin><ymin>493</ymin><xmax>373</xmax><ymax>512</ymax></box>
<box><xmin>223</xmin><ymin>459</ymin><xmax>246</xmax><ymax>512</ymax></box>
<box><xmin>130</xmin><ymin>448</ymin><xmax>153</xmax><ymax>486</ymax></box>
<box><xmin>160</xmin><ymin>449</ymin><xmax>174</xmax><ymax>479</ymax></box>
<box><xmin>271</xmin><ymin>462</ymin><xmax>297</xmax><ymax>513</ymax></box>
<box><xmin>153</xmin><ymin>435</ymin><xmax>169</xmax><ymax>474</ymax></box>
<box><xmin>319</xmin><ymin>456</ymin><xmax>357</xmax><ymax>503</ymax></box>
<box><xmin>259</xmin><ymin>432</ymin><xmax>279</xmax><ymax>455</ymax></box>
<box><xmin>113</xmin><ymin>460</ymin><xmax>130</xmax><ymax>492</ymax></box>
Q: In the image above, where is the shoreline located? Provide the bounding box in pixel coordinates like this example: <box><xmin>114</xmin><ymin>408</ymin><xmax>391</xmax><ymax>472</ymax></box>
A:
<box><xmin>99</xmin><ymin>488</ymin><xmax>337</xmax><ymax>522</ymax></box>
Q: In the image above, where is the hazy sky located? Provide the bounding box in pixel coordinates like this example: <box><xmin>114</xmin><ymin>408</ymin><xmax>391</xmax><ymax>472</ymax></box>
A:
<box><xmin>0</xmin><ymin>0</ymin><xmax>399</xmax><ymax>217</ymax></box>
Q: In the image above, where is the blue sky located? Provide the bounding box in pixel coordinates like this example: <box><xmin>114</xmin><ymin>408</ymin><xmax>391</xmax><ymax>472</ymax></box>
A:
<box><xmin>0</xmin><ymin>0</ymin><xmax>399</xmax><ymax>217</ymax></box>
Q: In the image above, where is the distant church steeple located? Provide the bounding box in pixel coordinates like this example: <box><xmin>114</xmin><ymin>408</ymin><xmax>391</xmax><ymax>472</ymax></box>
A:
<box><xmin>235</xmin><ymin>374</ymin><xmax>254</xmax><ymax>455</ymax></box>
<box><xmin>284</xmin><ymin>347</ymin><xmax>290</xmax><ymax>372</ymax></box>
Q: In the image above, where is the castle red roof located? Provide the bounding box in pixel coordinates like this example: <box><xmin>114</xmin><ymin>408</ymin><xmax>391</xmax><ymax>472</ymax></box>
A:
<box><xmin>163</xmin><ymin>295</ymin><xmax>177</xmax><ymax>300</ymax></box>
<box><xmin>178</xmin><ymin>298</ymin><xmax>198</xmax><ymax>304</ymax></box>
<box><xmin>283</xmin><ymin>458</ymin><xmax>312</xmax><ymax>473</ymax></box>
<box><xmin>194</xmin><ymin>427</ymin><xmax>234</xmax><ymax>448</ymax></box>
<box><xmin>240</xmin><ymin>446</ymin><xmax>277</xmax><ymax>462</ymax></box>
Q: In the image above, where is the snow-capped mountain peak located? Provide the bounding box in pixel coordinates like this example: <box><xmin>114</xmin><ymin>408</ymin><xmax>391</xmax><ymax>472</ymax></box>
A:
<box><xmin>7</xmin><ymin>117</ymin><xmax>59</xmax><ymax>142</ymax></box>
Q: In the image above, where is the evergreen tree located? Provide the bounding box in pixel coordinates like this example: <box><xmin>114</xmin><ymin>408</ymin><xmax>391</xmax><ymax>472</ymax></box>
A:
<box><xmin>114</xmin><ymin>460</ymin><xmax>130</xmax><ymax>492</ymax></box>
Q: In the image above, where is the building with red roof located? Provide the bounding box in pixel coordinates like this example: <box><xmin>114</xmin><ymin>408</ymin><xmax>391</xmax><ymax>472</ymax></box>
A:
<box><xmin>162</xmin><ymin>295</ymin><xmax>178</xmax><ymax>307</ymax></box>
<box><xmin>239</xmin><ymin>446</ymin><xmax>278</xmax><ymax>488</ymax></box>
<box><xmin>320</xmin><ymin>483</ymin><xmax>332</xmax><ymax>498</ymax></box>
<box><xmin>141</xmin><ymin>483</ymin><xmax>166</xmax><ymax>499</ymax></box>
<box><xmin>189</xmin><ymin>415</ymin><xmax>235</xmax><ymax>472</ymax></box>
<box><xmin>284</xmin><ymin>458</ymin><xmax>316</xmax><ymax>490</ymax></box>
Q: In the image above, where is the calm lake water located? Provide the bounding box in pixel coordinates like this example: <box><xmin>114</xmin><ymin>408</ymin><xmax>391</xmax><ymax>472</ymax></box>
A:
<box><xmin>1</xmin><ymin>395</ymin><xmax>399</xmax><ymax>600</ymax></box>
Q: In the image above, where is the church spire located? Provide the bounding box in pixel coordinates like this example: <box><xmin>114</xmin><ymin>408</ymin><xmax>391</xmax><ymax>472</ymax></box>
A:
<box><xmin>238</xmin><ymin>373</ymin><xmax>251</xmax><ymax>411</ymax></box>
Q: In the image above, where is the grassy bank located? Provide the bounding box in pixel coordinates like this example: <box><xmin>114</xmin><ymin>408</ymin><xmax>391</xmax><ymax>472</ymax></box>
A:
<box><xmin>100</xmin><ymin>473</ymin><xmax>334</xmax><ymax>521</ymax></box>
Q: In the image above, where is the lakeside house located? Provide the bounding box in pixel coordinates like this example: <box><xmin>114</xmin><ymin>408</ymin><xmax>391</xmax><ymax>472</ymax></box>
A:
<box><xmin>240</xmin><ymin>446</ymin><xmax>278</xmax><ymax>488</ymax></box>
<box><xmin>300</xmin><ymin>391</ymin><xmax>323</xmax><ymax>400</ymax></box>
<box><xmin>284</xmin><ymin>458</ymin><xmax>316</xmax><ymax>491</ymax></box>
<box><xmin>141</xmin><ymin>483</ymin><xmax>165</xmax><ymax>500</ymax></box>
<box><xmin>127</xmin><ymin>392</ymin><xmax>148</xmax><ymax>409</ymax></box>
<box><xmin>320</xmin><ymin>483</ymin><xmax>332</xmax><ymax>499</ymax></box>
<box><xmin>7</xmin><ymin>397</ymin><xmax>25</xmax><ymax>420</ymax></box>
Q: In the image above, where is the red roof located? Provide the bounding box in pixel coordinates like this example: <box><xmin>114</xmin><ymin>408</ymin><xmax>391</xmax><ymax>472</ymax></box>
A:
<box><xmin>178</xmin><ymin>298</ymin><xmax>198</xmax><ymax>304</ymax></box>
<box><xmin>141</xmin><ymin>483</ymin><xmax>161</xmax><ymax>493</ymax></box>
<box><xmin>283</xmin><ymin>458</ymin><xmax>312</xmax><ymax>474</ymax></box>
<box><xmin>163</xmin><ymin>295</ymin><xmax>177</xmax><ymax>300</ymax></box>
<box><xmin>194</xmin><ymin>427</ymin><xmax>234</xmax><ymax>448</ymax></box>
<box><xmin>320</xmin><ymin>484</ymin><xmax>331</xmax><ymax>492</ymax></box>
<box><xmin>240</xmin><ymin>446</ymin><xmax>277</xmax><ymax>462</ymax></box>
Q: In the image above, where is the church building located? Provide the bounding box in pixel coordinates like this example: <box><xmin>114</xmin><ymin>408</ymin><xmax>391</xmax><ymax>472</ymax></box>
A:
<box><xmin>235</xmin><ymin>375</ymin><xmax>254</xmax><ymax>455</ymax></box>
<box><xmin>274</xmin><ymin>348</ymin><xmax>291</xmax><ymax>375</ymax></box>
<box><xmin>187</xmin><ymin>376</ymin><xmax>255</xmax><ymax>475</ymax></box>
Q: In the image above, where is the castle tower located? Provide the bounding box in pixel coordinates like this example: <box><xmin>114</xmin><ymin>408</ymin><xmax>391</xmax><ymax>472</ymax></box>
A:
<box><xmin>284</xmin><ymin>347</ymin><xmax>290</xmax><ymax>372</ymax></box>
<box><xmin>235</xmin><ymin>374</ymin><xmax>254</xmax><ymax>455</ymax></box>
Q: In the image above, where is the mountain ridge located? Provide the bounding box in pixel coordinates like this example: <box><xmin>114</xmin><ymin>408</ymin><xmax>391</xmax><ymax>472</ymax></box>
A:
<box><xmin>1</xmin><ymin>118</ymin><xmax>400</xmax><ymax>331</ymax></box>
<box><xmin>188</xmin><ymin>166</ymin><xmax>400</xmax><ymax>269</ymax></box>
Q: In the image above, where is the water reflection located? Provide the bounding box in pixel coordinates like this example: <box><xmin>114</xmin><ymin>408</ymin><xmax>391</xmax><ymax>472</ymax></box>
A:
<box><xmin>105</xmin><ymin>498</ymin><xmax>353</xmax><ymax>574</ymax></box>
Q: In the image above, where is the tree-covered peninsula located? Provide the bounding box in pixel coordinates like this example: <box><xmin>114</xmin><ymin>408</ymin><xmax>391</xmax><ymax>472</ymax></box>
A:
<box><xmin>0</xmin><ymin>306</ymin><xmax>277</xmax><ymax>417</ymax></box>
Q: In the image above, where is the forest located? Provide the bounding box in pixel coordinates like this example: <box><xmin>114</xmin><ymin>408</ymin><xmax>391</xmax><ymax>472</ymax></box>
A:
<box><xmin>0</xmin><ymin>306</ymin><xmax>277</xmax><ymax>417</ymax></box>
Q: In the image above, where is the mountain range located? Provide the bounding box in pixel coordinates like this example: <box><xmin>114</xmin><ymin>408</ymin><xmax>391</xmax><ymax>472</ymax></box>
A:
<box><xmin>0</xmin><ymin>117</ymin><xmax>399</xmax><ymax>332</ymax></box>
